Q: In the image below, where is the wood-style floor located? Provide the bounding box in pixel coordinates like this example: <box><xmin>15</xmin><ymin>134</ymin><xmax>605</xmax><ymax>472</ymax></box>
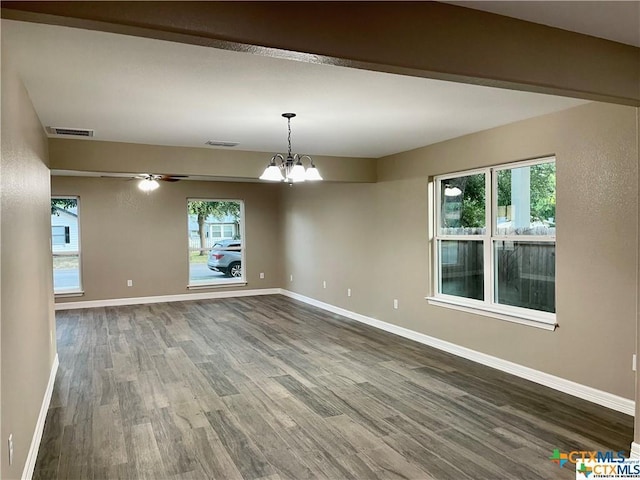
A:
<box><xmin>34</xmin><ymin>295</ymin><xmax>632</xmax><ymax>480</ymax></box>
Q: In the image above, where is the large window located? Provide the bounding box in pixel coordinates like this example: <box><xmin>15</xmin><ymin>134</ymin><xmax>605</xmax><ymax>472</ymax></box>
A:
<box><xmin>51</xmin><ymin>197</ymin><xmax>82</xmax><ymax>294</ymax></box>
<box><xmin>187</xmin><ymin>199</ymin><xmax>244</xmax><ymax>286</ymax></box>
<box><xmin>432</xmin><ymin>157</ymin><xmax>556</xmax><ymax>327</ymax></box>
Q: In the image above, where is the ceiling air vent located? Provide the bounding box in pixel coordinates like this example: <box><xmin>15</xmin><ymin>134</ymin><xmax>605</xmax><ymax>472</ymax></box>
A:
<box><xmin>205</xmin><ymin>140</ymin><xmax>239</xmax><ymax>147</ymax></box>
<box><xmin>46</xmin><ymin>126</ymin><xmax>94</xmax><ymax>137</ymax></box>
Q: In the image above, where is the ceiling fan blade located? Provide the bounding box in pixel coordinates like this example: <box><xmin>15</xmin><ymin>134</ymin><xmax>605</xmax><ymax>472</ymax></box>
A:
<box><xmin>100</xmin><ymin>175</ymin><xmax>137</xmax><ymax>181</ymax></box>
<box><xmin>97</xmin><ymin>173</ymin><xmax>186</xmax><ymax>182</ymax></box>
<box><xmin>159</xmin><ymin>175</ymin><xmax>187</xmax><ymax>182</ymax></box>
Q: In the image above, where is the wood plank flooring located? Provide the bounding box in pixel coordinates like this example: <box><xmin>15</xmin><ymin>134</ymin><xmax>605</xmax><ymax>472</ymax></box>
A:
<box><xmin>34</xmin><ymin>295</ymin><xmax>633</xmax><ymax>479</ymax></box>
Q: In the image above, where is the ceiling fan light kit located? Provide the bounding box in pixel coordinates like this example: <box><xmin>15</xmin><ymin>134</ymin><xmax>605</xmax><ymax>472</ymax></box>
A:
<box><xmin>260</xmin><ymin>113</ymin><xmax>322</xmax><ymax>183</ymax></box>
<box><xmin>132</xmin><ymin>173</ymin><xmax>186</xmax><ymax>192</ymax></box>
<box><xmin>138</xmin><ymin>175</ymin><xmax>160</xmax><ymax>192</ymax></box>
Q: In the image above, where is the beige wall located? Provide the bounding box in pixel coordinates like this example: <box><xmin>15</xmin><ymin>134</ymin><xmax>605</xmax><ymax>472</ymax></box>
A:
<box><xmin>283</xmin><ymin>102</ymin><xmax>639</xmax><ymax>400</ymax></box>
<box><xmin>282</xmin><ymin>182</ymin><xmax>376</xmax><ymax>313</ymax></box>
<box><xmin>51</xmin><ymin>177</ymin><xmax>284</xmax><ymax>302</ymax></box>
<box><xmin>1</xmin><ymin>48</ymin><xmax>55</xmax><ymax>478</ymax></box>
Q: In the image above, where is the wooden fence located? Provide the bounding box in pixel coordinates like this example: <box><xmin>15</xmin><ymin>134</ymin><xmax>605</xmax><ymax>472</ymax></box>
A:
<box><xmin>441</xmin><ymin>240</ymin><xmax>555</xmax><ymax>312</ymax></box>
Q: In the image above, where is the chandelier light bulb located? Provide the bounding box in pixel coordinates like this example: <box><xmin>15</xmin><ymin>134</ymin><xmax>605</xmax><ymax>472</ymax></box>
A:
<box><xmin>305</xmin><ymin>165</ymin><xmax>323</xmax><ymax>181</ymax></box>
<box><xmin>259</xmin><ymin>164</ymin><xmax>284</xmax><ymax>181</ymax></box>
<box><xmin>288</xmin><ymin>163</ymin><xmax>306</xmax><ymax>182</ymax></box>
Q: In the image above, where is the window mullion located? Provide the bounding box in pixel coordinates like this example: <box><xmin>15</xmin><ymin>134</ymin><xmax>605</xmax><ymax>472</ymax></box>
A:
<box><xmin>485</xmin><ymin>168</ymin><xmax>493</xmax><ymax>306</ymax></box>
<box><xmin>433</xmin><ymin>180</ymin><xmax>440</xmax><ymax>296</ymax></box>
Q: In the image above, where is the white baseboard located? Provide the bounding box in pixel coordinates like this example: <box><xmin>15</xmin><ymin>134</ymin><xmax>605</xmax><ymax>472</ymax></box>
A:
<box><xmin>54</xmin><ymin>288</ymin><xmax>281</xmax><ymax>310</ymax></box>
<box><xmin>630</xmin><ymin>442</ymin><xmax>640</xmax><ymax>459</ymax></box>
<box><xmin>22</xmin><ymin>354</ymin><xmax>59</xmax><ymax>480</ymax></box>
<box><xmin>280</xmin><ymin>289</ymin><xmax>635</xmax><ymax>417</ymax></box>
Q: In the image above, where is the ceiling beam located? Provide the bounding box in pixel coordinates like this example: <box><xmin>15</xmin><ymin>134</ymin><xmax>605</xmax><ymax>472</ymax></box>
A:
<box><xmin>48</xmin><ymin>139</ymin><xmax>378</xmax><ymax>183</ymax></box>
<box><xmin>2</xmin><ymin>1</ymin><xmax>638</xmax><ymax>106</ymax></box>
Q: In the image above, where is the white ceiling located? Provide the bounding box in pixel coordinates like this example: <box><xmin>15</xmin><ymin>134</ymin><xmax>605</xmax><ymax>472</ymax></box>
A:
<box><xmin>447</xmin><ymin>1</ymin><xmax>640</xmax><ymax>48</ymax></box>
<box><xmin>2</xmin><ymin>19</ymin><xmax>590</xmax><ymax>159</ymax></box>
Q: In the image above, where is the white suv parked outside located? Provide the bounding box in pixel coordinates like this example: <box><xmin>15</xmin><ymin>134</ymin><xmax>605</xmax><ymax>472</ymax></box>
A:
<box><xmin>207</xmin><ymin>239</ymin><xmax>242</xmax><ymax>277</ymax></box>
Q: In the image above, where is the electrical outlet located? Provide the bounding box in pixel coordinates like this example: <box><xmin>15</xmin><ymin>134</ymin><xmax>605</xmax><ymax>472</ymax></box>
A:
<box><xmin>8</xmin><ymin>434</ymin><xmax>13</xmax><ymax>466</ymax></box>
<box><xmin>323</xmin><ymin>281</ymin><xmax>327</xmax><ymax>289</ymax></box>
<box><xmin>393</xmin><ymin>299</ymin><xmax>399</xmax><ymax>309</ymax></box>
<box><xmin>127</xmin><ymin>279</ymin><xmax>133</xmax><ymax>287</ymax></box>
<box><xmin>290</xmin><ymin>275</ymin><xmax>293</xmax><ymax>282</ymax></box>
<box><xmin>347</xmin><ymin>288</ymin><xmax>351</xmax><ymax>297</ymax></box>
<box><xmin>633</xmin><ymin>354</ymin><xmax>637</xmax><ymax>372</ymax></box>
<box><xmin>260</xmin><ymin>272</ymin><xmax>265</xmax><ymax>279</ymax></box>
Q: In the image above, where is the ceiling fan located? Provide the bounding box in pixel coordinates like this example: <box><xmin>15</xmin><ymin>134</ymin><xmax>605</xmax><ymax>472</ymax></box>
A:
<box><xmin>138</xmin><ymin>174</ymin><xmax>187</xmax><ymax>183</ymax></box>
<box><xmin>99</xmin><ymin>173</ymin><xmax>188</xmax><ymax>192</ymax></box>
<box><xmin>135</xmin><ymin>174</ymin><xmax>187</xmax><ymax>192</ymax></box>
<box><xmin>138</xmin><ymin>173</ymin><xmax>186</xmax><ymax>193</ymax></box>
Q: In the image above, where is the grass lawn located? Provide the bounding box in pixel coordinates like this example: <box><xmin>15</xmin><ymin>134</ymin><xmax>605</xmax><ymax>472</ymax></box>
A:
<box><xmin>190</xmin><ymin>251</ymin><xmax>209</xmax><ymax>264</ymax></box>
<box><xmin>53</xmin><ymin>255</ymin><xmax>79</xmax><ymax>269</ymax></box>
<box><xmin>54</xmin><ymin>253</ymin><xmax>211</xmax><ymax>268</ymax></box>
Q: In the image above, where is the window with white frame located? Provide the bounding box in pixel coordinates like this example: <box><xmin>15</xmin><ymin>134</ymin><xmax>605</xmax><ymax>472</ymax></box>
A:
<box><xmin>51</xmin><ymin>197</ymin><xmax>82</xmax><ymax>294</ymax></box>
<box><xmin>210</xmin><ymin>224</ymin><xmax>236</xmax><ymax>240</ymax></box>
<box><xmin>432</xmin><ymin>157</ymin><xmax>556</xmax><ymax>325</ymax></box>
<box><xmin>187</xmin><ymin>199</ymin><xmax>244</xmax><ymax>286</ymax></box>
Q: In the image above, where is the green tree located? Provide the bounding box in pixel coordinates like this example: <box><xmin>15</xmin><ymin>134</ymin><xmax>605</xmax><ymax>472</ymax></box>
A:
<box><xmin>51</xmin><ymin>198</ymin><xmax>77</xmax><ymax>215</ymax></box>
<box><xmin>459</xmin><ymin>174</ymin><xmax>485</xmax><ymax>228</ymax></box>
<box><xmin>530</xmin><ymin>163</ymin><xmax>556</xmax><ymax>223</ymax></box>
<box><xmin>496</xmin><ymin>164</ymin><xmax>555</xmax><ymax>224</ymax></box>
<box><xmin>188</xmin><ymin>201</ymin><xmax>241</xmax><ymax>255</ymax></box>
<box><xmin>443</xmin><ymin>173</ymin><xmax>485</xmax><ymax>229</ymax></box>
<box><xmin>497</xmin><ymin>169</ymin><xmax>511</xmax><ymax>208</ymax></box>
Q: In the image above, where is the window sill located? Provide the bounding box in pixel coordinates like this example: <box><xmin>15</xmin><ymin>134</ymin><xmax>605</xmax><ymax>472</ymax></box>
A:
<box><xmin>425</xmin><ymin>296</ymin><xmax>557</xmax><ymax>331</ymax></box>
<box><xmin>55</xmin><ymin>291</ymin><xmax>84</xmax><ymax>298</ymax></box>
<box><xmin>187</xmin><ymin>281</ymin><xmax>247</xmax><ymax>290</ymax></box>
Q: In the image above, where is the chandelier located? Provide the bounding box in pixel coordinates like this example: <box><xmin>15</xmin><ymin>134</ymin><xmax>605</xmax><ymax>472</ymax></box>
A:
<box><xmin>259</xmin><ymin>113</ymin><xmax>322</xmax><ymax>183</ymax></box>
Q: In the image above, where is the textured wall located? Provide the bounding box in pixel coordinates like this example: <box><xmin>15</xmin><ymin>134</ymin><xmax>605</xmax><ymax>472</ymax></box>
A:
<box><xmin>51</xmin><ymin>177</ymin><xmax>284</xmax><ymax>302</ymax></box>
<box><xmin>283</xmin><ymin>102</ymin><xmax>638</xmax><ymax>400</ymax></box>
<box><xmin>1</xmin><ymin>48</ymin><xmax>55</xmax><ymax>479</ymax></box>
<box><xmin>281</xmin><ymin>182</ymin><xmax>377</xmax><ymax>313</ymax></box>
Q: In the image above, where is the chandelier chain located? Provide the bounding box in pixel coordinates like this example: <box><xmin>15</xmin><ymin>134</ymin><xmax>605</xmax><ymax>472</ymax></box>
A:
<box><xmin>287</xmin><ymin>117</ymin><xmax>292</xmax><ymax>156</ymax></box>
